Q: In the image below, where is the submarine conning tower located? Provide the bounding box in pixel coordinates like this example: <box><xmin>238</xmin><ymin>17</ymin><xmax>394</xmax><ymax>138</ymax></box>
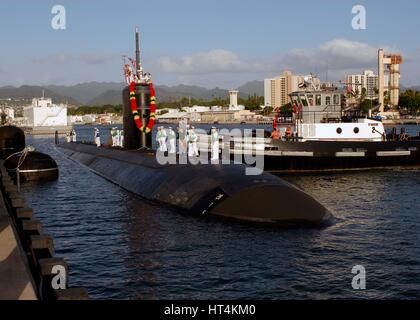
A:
<box><xmin>122</xmin><ymin>28</ymin><xmax>153</xmax><ymax>150</ymax></box>
<box><xmin>122</xmin><ymin>83</ymin><xmax>152</xmax><ymax>149</ymax></box>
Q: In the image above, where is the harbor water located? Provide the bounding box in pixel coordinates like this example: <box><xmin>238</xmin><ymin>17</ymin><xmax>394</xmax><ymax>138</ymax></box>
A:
<box><xmin>20</xmin><ymin>125</ymin><xmax>420</xmax><ymax>299</ymax></box>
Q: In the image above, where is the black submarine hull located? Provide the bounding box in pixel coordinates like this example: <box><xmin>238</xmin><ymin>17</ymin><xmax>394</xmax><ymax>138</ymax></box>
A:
<box><xmin>0</xmin><ymin>125</ymin><xmax>26</xmax><ymax>158</ymax></box>
<box><xmin>57</xmin><ymin>142</ymin><xmax>333</xmax><ymax>226</ymax></box>
<box><xmin>0</xmin><ymin>126</ymin><xmax>59</xmax><ymax>182</ymax></box>
<box><xmin>4</xmin><ymin>151</ymin><xmax>59</xmax><ymax>182</ymax></box>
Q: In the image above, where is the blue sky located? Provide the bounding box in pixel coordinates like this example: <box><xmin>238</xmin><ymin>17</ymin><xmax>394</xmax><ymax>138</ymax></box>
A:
<box><xmin>0</xmin><ymin>0</ymin><xmax>419</xmax><ymax>88</ymax></box>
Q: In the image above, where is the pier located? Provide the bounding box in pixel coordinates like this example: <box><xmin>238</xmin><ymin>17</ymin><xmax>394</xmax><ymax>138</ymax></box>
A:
<box><xmin>0</xmin><ymin>161</ymin><xmax>88</xmax><ymax>300</ymax></box>
<box><xmin>0</xmin><ymin>192</ymin><xmax>37</xmax><ymax>299</ymax></box>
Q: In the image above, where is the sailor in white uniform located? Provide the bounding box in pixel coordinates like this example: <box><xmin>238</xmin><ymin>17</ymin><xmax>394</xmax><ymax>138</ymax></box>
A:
<box><xmin>66</xmin><ymin>132</ymin><xmax>71</xmax><ymax>143</ymax></box>
<box><xmin>188</xmin><ymin>126</ymin><xmax>199</xmax><ymax>157</ymax></box>
<box><xmin>119</xmin><ymin>129</ymin><xmax>124</xmax><ymax>147</ymax></box>
<box><xmin>94</xmin><ymin>128</ymin><xmax>101</xmax><ymax>147</ymax></box>
<box><xmin>156</xmin><ymin>126</ymin><xmax>162</xmax><ymax>151</ymax></box>
<box><xmin>156</xmin><ymin>126</ymin><xmax>167</xmax><ymax>152</ymax></box>
<box><xmin>167</xmin><ymin>127</ymin><xmax>176</xmax><ymax>154</ymax></box>
<box><xmin>210</xmin><ymin>127</ymin><xmax>219</xmax><ymax>161</ymax></box>
<box><xmin>160</xmin><ymin>126</ymin><xmax>168</xmax><ymax>152</ymax></box>
<box><xmin>111</xmin><ymin>127</ymin><xmax>118</xmax><ymax>147</ymax></box>
<box><xmin>72</xmin><ymin>129</ymin><xmax>77</xmax><ymax>143</ymax></box>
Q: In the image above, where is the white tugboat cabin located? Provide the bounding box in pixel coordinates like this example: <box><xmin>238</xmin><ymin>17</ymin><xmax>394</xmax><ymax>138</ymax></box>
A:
<box><xmin>289</xmin><ymin>90</ymin><xmax>386</xmax><ymax>142</ymax></box>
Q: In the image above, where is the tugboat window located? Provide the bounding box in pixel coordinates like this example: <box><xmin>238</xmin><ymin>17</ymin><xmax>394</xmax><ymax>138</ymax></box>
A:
<box><xmin>334</xmin><ymin>94</ymin><xmax>340</xmax><ymax>105</ymax></box>
<box><xmin>336</xmin><ymin>128</ymin><xmax>342</xmax><ymax>134</ymax></box>
<box><xmin>316</xmin><ymin>95</ymin><xmax>321</xmax><ymax>106</ymax></box>
<box><xmin>354</xmin><ymin>127</ymin><xmax>360</xmax><ymax>134</ymax></box>
<box><xmin>325</xmin><ymin>96</ymin><xmax>331</xmax><ymax>105</ymax></box>
<box><xmin>307</xmin><ymin>95</ymin><xmax>314</xmax><ymax>106</ymax></box>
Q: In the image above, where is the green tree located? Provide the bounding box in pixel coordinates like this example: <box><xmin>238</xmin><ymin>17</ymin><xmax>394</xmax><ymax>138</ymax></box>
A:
<box><xmin>359</xmin><ymin>99</ymin><xmax>372</xmax><ymax>114</ymax></box>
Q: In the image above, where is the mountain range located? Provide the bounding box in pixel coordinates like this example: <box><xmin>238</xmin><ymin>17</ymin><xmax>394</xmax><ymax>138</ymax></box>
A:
<box><xmin>0</xmin><ymin>81</ymin><xmax>265</xmax><ymax>107</ymax></box>
<box><xmin>1</xmin><ymin>81</ymin><xmax>418</xmax><ymax>107</ymax></box>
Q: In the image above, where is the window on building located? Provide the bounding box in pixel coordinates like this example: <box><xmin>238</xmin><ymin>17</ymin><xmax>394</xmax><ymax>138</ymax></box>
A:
<box><xmin>316</xmin><ymin>95</ymin><xmax>321</xmax><ymax>106</ymax></box>
<box><xmin>333</xmin><ymin>94</ymin><xmax>339</xmax><ymax>105</ymax></box>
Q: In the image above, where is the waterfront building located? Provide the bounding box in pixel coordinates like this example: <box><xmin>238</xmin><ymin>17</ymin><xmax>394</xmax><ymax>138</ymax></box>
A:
<box><xmin>23</xmin><ymin>97</ymin><xmax>68</xmax><ymax>127</ymax></box>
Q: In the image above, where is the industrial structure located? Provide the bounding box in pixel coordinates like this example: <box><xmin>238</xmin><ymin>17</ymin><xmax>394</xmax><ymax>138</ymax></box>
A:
<box><xmin>229</xmin><ymin>90</ymin><xmax>239</xmax><ymax>108</ymax></box>
<box><xmin>378</xmin><ymin>49</ymin><xmax>402</xmax><ymax>112</ymax></box>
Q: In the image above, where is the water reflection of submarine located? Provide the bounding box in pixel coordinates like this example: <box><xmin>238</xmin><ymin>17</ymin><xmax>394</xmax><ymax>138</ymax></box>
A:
<box><xmin>0</xmin><ymin>126</ymin><xmax>58</xmax><ymax>182</ymax></box>
<box><xmin>57</xmin><ymin>82</ymin><xmax>333</xmax><ymax>226</ymax></box>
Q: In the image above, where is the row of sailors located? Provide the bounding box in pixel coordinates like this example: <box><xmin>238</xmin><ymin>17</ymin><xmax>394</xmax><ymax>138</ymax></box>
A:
<box><xmin>93</xmin><ymin>128</ymin><xmax>124</xmax><ymax>147</ymax></box>
<box><xmin>93</xmin><ymin>126</ymin><xmax>220</xmax><ymax>161</ymax></box>
<box><xmin>109</xmin><ymin>127</ymin><xmax>124</xmax><ymax>147</ymax></box>
<box><xmin>156</xmin><ymin>126</ymin><xmax>219</xmax><ymax>160</ymax></box>
<box><xmin>66</xmin><ymin>129</ymin><xmax>77</xmax><ymax>143</ymax></box>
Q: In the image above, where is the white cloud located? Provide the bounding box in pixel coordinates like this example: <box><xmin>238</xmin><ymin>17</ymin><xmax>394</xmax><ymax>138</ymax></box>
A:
<box><xmin>281</xmin><ymin>38</ymin><xmax>400</xmax><ymax>75</ymax></box>
<box><xmin>159</xmin><ymin>49</ymin><xmax>268</xmax><ymax>74</ymax></box>
<box><xmin>157</xmin><ymin>39</ymin><xmax>399</xmax><ymax>84</ymax></box>
<box><xmin>282</xmin><ymin>38</ymin><xmax>378</xmax><ymax>71</ymax></box>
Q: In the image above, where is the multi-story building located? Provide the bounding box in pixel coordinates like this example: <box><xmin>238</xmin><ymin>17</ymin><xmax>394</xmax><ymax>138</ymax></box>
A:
<box><xmin>345</xmin><ymin>70</ymin><xmax>389</xmax><ymax>100</ymax></box>
<box><xmin>264</xmin><ymin>71</ymin><xmax>320</xmax><ymax>108</ymax></box>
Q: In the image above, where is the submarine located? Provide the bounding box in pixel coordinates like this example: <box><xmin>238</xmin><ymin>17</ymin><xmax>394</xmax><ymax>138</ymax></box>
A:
<box><xmin>0</xmin><ymin>125</ymin><xmax>58</xmax><ymax>182</ymax></box>
<box><xmin>56</xmin><ymin>29</ymin><xmax>333</xmax><ymax>226</ymax></box>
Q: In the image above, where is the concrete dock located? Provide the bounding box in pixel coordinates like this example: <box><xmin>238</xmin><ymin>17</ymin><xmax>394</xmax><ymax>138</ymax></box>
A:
<box><xmin>0</xmin><ymin>161</ymin><xmax>88</xmax><ymax>300</ymax></box>
<box><xmin>0</xmin><ymin>173</ymin><xmax>37</xmax><ymax>299</ymax></box>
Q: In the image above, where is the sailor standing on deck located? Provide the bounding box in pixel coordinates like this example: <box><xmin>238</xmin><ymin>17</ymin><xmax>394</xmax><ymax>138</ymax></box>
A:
<box><xmin>167</xmin><ymin>127</ymin><xmax>176</xmax><ymax>154</ymax></box>
<box><xmin>66</xmin><ymin>131</ymin><xmax>71</xmax><ymax>143</ymax></box>
<box><xmin>156</xmin><ymin>126</ymin><xmax>162</xmax><ymax>151</ymax></box>
<box><xmin>119</xmin><ymin>129</ymin><xmax>124</xmax><ymax>147</ymax></box>
<box><xmin>94</xmin><ymin>128</ymin><xmax>101</xmax><ymax>147</ymax></box>
<box><xmin>156</xmin><ymin>126</ymin><xmax>167</xmax><ymax>152</ymax></box>
<box><xmin>177</xmin><ymin>127</ymin><xmax>186</xmax><ymax>155</ymax></box>
<box><xmin>114</xmin><ymin>128</ymin><xmax>120</xmax><ymax>147</ymax></box>
<box><xmin>188</xmin><ymin>126</ymin><xmax>199</xmax><ymax>157</ymax></box>
<box><xmin>160</xmin><ymin>126</ymin><xmax>168</xmax><ymax>152</ymax></box>
<box><xmin>72</xmin><ymin>129</ymin><xmax>77</xmax><ymax>142</ymax></box>
<box><xmin>210</xmin><ymin>127</ymin><xmax>219</xmax><ymax>161</ymax></box>
<box><xmin>111</xmin><ymin>127</ymin><xmax>118</xmax><ymax>146</ymax></box>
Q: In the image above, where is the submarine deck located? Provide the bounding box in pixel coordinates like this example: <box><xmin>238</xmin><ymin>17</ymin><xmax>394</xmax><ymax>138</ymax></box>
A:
<box><xmin>57</xmin><ymin>142</ymin><xmax>332</xmax><ymax>226</ymax></box>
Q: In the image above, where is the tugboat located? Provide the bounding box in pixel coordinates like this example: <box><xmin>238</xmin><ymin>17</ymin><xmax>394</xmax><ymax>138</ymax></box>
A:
<box><xmin>228</xmin><ymin>87</ymin><xmax>420</xmax><ymax>172</ymax></box>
